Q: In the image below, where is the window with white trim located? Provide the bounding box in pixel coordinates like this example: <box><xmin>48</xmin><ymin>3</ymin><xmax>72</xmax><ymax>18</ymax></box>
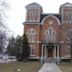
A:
<box><xmin>45</xmin><ymin>27</ymin><xmax>56</xmax><ymax>42</ymax></box>
<box><xmin>64</xmin><ymin>12</ymin><xmax>72</xmax><ymax>21</ymax></box>
<box><xmin>30</xmin><ymin>45</ymin><xmax>35</xmax><ymax>56</ymax></box>
<box><xmin>66</xmin><ymin>45</ymin><xmax>70</xmax><ymax>55</ymax></box>
<box><xmin>64</xmin><ymin>32</ymin><xmax>70</xmax><ymax>43</ymax></box>
<box><xmin>27</xmin><ymin>28</ymin><xmax>36</xmax><ymax>42</ymax></box>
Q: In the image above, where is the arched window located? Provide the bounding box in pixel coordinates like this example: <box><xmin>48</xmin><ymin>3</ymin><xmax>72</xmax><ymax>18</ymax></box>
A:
<box><xmin>65</xmin><ymin>12</ymin><xmax>72</xmax><ymax>21</ymax></box>
<box><xmin>26</xmin><ymin>28</ymin><xmax>36</xmax><ymax>42</ymax></box>
<box><xmin>45</xmin><ymin>27</ymin><xmax>56</xmax><ymax>42</ymax></box>
<box><xmin>64</xmin><ymin>32</ymin><xmax>70</xmax><ymax>43</ymax></box>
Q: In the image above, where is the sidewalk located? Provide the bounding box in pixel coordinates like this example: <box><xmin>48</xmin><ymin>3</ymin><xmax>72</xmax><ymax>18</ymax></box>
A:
<box><xmin>39</xmin><ymin>63</ymin><xmax>62</xmax><ymax>72</ymax></box>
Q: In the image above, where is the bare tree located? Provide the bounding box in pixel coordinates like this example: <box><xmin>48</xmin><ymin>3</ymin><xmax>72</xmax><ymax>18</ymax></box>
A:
<box><xmin>0</xmin><ymin>0</ymin><xmax>9</xmax><ymax>53</ymax></box>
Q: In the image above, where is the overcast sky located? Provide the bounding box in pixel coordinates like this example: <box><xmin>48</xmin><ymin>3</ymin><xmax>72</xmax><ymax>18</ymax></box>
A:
<box><xmin>6</xmin><ymin>0</ymin><xmax>72</xmax><ymax>36</ymax></box>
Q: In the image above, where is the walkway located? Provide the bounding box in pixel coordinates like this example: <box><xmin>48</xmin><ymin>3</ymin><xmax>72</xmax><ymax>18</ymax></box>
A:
<box><xmin>38</xmin><ymin>63</ymin><xmax>62</xmax><ymax>72</ymax></box>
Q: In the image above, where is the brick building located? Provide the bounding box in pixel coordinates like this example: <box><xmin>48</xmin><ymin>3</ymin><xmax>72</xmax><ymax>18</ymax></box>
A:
<box><xmin>23</xmin><ymin>2</ymin><xmax>72</xmax><ymax>62</ymax></box>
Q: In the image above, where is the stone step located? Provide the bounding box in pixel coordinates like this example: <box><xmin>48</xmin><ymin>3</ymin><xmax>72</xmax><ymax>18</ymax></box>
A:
<box><xmin>45</xmin><ymin>58</ymin><xmax>57</xmax><ymax>63</ymax></box>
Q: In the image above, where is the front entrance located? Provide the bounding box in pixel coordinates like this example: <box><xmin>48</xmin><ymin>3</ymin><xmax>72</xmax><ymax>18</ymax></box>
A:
<box><xmin>41</xmin><ymin>43</ymin><xmax>60</xmax><ymax>63</ymax></box>
<box><xmin>46</xmin><ymin>43</ymin><xmax>54</xmax><ymax>58</ymax></box>
<box><xmin>48</xmin><ymin>48</ymin><xmax>53</xmax><ymax>57</ymax></box>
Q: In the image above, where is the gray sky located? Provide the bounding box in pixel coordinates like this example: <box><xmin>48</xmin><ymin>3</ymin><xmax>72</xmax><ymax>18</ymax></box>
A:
<box><xmin>6</xmin><ymin>0</ymin><xmax>72</xmax><ymax>36</ymax></box>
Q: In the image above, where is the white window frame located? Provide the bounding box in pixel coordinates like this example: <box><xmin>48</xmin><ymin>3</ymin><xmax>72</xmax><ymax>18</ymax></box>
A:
<box><xmin>29</xmin><ymin>45</ymin><xmax>36</xmax><ymax>56</ymax></box>
<box><xmin>44</xmin><ymin>27</ymin><xmax>56</xmax><ymax>42</ymax></box>
<box><xmin>27</xmin><ymin>28</ymin><xmax>36</xmax><ymax>42</ymax></box>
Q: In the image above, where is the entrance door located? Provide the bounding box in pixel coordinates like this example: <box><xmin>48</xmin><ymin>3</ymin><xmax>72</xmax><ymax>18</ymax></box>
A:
<box><xmin>48</xmin><ymin>48</ymin><xmax>53</xmax><ymax>57</ymax></box>
<box><xmin>47</xmin><ymin>43</ymin><xmax>54</xmax><ymax>57</ymax></box>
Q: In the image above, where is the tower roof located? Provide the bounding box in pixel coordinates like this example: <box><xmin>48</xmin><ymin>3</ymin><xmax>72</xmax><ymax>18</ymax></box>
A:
<box><xmin>61</xmin><ymin>2</ymin><xmax>72</xmax><ymax>7</ymax></box>
<box><xmin>25</xmin><ymin>2</ymin><xmax>42</xmax><ymax>8</ymax></box>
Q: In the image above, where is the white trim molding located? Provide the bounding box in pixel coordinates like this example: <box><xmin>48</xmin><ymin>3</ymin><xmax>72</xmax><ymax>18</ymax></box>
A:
<box><xmin>41</xmin><ymin>15</ymin><xmax>61</xmax><ymax>25</ymax></box>
<box><xmin>28</xmin><ymin>41</ymin><xmax>41</xmax><ymax>43</ymax></box>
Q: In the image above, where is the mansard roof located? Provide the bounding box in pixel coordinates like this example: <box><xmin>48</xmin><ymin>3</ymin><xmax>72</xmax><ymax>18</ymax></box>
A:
<box><xmin>25</xmin><ymin>2</ymin><xmax>42</xmax><ymax>8</ymax></box>
<box><xmin>61</xmin><ymin>2</ymin><xmax>72</xmax><ymax>7</ymax></box>
<box><xmin>40</xmin><ymin>13</ymin><xmax>61</xmax><ymax>23</ymax></box>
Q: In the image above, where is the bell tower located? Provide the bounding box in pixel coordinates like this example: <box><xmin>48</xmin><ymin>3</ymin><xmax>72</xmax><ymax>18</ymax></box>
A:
<box><xmin>25</xmin><ymin>2</ymin><xmax>43</xmax><ymax>22</ymax></box>
<box><xmin>59</xmin><ymin>2</ymin><xmax>72</xmax><ymax>24</ymax></box>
